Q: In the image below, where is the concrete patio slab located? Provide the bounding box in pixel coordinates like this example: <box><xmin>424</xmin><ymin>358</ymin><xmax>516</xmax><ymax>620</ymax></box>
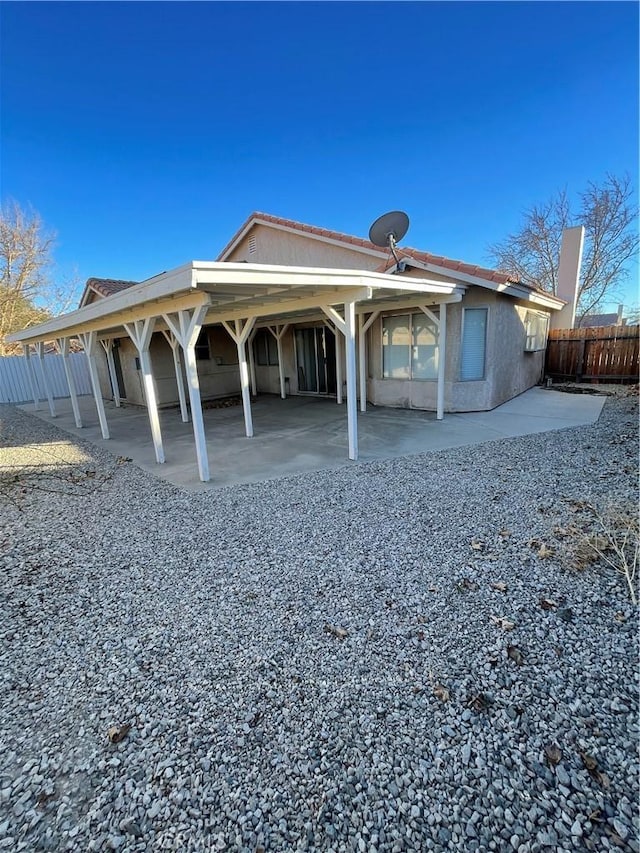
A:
<box><xmin>18</xmin><ymin>387</ymin><xmax>606</xmax><ymax>490</ymax></box>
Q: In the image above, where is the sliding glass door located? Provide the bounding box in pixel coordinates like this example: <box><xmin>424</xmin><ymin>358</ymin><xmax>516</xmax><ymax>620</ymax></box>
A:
<box><xmin>295</xmin><ymin>327</ymin><xmax>336</xmax><ymax>394</ymax></box>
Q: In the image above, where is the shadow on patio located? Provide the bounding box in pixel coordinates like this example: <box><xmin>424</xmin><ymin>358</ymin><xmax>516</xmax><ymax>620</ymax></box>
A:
<box><xmin>19</xmin><ymin>389</ymin><xmax>606</xmax><ymax>490</ymax></box>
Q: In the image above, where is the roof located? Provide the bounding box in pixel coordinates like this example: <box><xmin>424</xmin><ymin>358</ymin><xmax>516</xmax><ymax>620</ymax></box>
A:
<box><xmin>87</xmin><ymin>278</ymin><xmax>139</xmax><ymax>297</ymax></box>
<box><xmin>71</xmin><ymin>212</ymin><xmax>563</xmax><ymax>319</ymax></box>
<box><xmin>218</xmin><ymin>211</ymin><xmax>525</xmax><ymax>289</ymax></box>
<box><xmin>79</xmin><ymin>277</ymin><xmax>139</xmax><ymax>308</ymax></box>
<box><xmin>577</xmin><ymin>312</ymin><xmax>626</xmax><ymax>328</ymax></box>
<box><xmin>8</xmin><ymin>262</ymin><xmax>462</xmax><ymax>346</ymax></box>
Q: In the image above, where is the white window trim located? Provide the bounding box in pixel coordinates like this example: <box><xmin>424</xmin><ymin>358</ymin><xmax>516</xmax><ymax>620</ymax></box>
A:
<box><xmin>524</xmin><ymin>310</ymin><xmax>549</xmax><ymax>352</ymax></box>
<box><xmin>460</xmin><ymin>306</ymin><xmax>489</xmax><ymax>382</ymax></box>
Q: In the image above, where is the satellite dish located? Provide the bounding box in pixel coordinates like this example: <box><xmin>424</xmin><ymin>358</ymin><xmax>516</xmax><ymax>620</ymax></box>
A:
<box><xmin>368</xmin><ymin>210</ymin><xmax>409</xmax><ymax>269</ymax></box>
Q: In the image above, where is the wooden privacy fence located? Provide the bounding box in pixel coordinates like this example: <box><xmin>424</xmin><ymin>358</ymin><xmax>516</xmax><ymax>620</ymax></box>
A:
<box><xmin>546</xmin><ymin>325</ymin><xmax>639</xmax><ymax>383</ymax></box>
<box><xmin>0</xmin><ymin>352</ymin><xmax>92</xmax><ymax>404</ymax></box>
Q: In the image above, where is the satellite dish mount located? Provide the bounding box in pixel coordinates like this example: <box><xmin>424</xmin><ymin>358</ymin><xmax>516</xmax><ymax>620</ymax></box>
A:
<box><xmin>368</xmin><ymin>210</ymin><xmax>410</xmax><ymax>271</ymax></box>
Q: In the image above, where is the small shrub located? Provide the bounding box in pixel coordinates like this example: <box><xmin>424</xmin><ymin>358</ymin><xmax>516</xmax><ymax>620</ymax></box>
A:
<box><xmin>567</xmin><ymin>502</ymin><xmax>639</xmax><ymax>604</ymax></box>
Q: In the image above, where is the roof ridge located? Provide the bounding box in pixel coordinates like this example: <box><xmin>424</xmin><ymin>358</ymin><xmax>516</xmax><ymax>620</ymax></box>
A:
<box><xmin>235</xmin><ymin>212</ymin><xmax>526</xmax><ymax>288</ymax></box>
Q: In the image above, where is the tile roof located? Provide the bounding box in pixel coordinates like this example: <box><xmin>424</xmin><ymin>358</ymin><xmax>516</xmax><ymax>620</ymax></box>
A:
<box><xmin>218</xmin><ymin>211</ymin><xmax>528</xmax><ymax>288</ymax></box>
<box><xmin>86</xmin><ymin>278</ymin><xmax>139</xmax><ymax>297</ymax></box>
<box><xmin>86</xmin><ymin>278</ymin><xmax>140</xmax><ymax>296</ymax></box>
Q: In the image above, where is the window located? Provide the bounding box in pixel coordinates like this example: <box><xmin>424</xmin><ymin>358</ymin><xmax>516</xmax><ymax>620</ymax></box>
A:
<box><xmin>382</xmin><ymin>312</ymin><xmax>439</xmax><ymax>380</ymax></box>
<box><xmin>524</xmin><ymin>311</ymin><xmax>549</xmax><ymax>352</ymax></box>
<box><xmin>253</xmin><ymin>329</ymin><xmax>279</xmax><ymax>366</ymax></box>
<box><xmin>195</xmin><ymin>329</ymin><xmax>211</xmax><ymax>360</ymax></box>
<box><xmin>461</xmin><ymin>308</ymin><xmax>487</xmax><ymax>380</ymax></box>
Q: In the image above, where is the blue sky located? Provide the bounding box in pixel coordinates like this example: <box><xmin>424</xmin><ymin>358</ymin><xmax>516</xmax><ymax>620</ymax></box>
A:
<box><xmin>1</xmin><ymin>1</ymin><xmax>638</xmax><ymax>309</ymax></box>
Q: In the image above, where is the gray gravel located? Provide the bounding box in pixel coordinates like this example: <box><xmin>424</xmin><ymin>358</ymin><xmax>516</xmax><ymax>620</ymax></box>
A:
<box><xmin>1</xmin><ymin>392</ymin><xmax>638</xmax><ymax>852</ymax></box>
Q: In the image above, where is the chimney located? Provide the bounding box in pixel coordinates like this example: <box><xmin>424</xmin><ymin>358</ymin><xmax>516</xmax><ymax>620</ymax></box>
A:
<box><xmin>616</xmin><ymin>304</ymin><xmax>624</xmax><ymax>325</ymax></box>
<box><xmin>550</xmin><ymin>225</ymin><xmax>585</xmax><ymax>330</ymax></box>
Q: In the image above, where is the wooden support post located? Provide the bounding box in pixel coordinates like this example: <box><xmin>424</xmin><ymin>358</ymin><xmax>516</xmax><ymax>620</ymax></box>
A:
<box><xmin>268</xmin><ymin>324</ymin><xmax>290</xmax><ymax>399</ymax></box>
<box><xmin>124</xmin><ymin>319</ymin><xmax>164</xmax><ymax>463</ymax></box>
<box><xmin>164</xmin><ymin>306</ymin><xmax>211</xmax><ymax>482</ymax></box>
<box><xmin>344</xmin><ymin>301</ymin><xmax>358</xmax><ymax>460</ymax></box>
<box><xmin>248</xmin><ymin>328</ymin><xmax>257</xmax><ymax>397</ymax></box>
<box><xmin>57</xmin><ymin>338</ymin><xmax>83</xmax><ymax>428</ymax></box>
<box><xmin>222</xmin><ymin>318</ymin><xmax>256</xmax><ymax>438</ymax></box>
<box><xmin>23</xmin><ymin>344</ymin><xmax>40</xmax><ymax>409</ymax></box>
<box><xmin>100</xmin><ymin>339</ymin><xmax>121</xmax><ymax>407</ymax></box>
<box><xmin>79</xmin><ymin>331</ymin><xmax>110</xmax><ymax>439</ymax></box>
<box><xmin>161</xmin><ymin>330</ymin><xmax>189</xmax><ymax>423</ymax></box>
<box><xmin>335</xmin><ymin>328</ymin><xmax>343</xmax><ymax>405</ymax></box>
<box><xmin>358</xmin><ymin>314</ymin><xmax>365</xmax><ymax>412</ymax></box>
<box><xmin>34</xmin><ymin>341</ymin><xmax>56</xmax><ymax>417</ymax></box>
<box><xmin>358</xmin><ymin>311</ymin><xmax>380</xmax><ymax>413</ymax></box>
<box><xmin>236</xmin><ymin>319</ymin><xmax>254</xmax><ymax>437</ymax></box>
<box><xmin>437</xmin><ymin>303</ymin><xmax>446</xmax><ymax>421</ymax></box>
<box><xmin>320</xmin><ymin>303</ymin><xmax>358</xmax><ymax>460</ymax></box>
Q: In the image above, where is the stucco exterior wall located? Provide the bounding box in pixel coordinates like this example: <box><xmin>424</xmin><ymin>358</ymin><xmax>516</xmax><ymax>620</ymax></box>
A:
<box><xmin>226</xmin><ymin>224</ymin><xmax>384</xmax><ymax>270</ymax></box>
<box><xmin>96</xmin><ymin>329</ymin><xmax>245</xmax><ymax>408</ymax></box>
<box><xmin>487</xmin><ymin>297</ymin><xmax>545</xmax><ymax>408</ymax></box>
<box><xmin>366</xmin><ymin>289</ymin><xmax>549</xmax><ymax>413</ymax></box>
<box><xmin>253</xmin><ymin>330</ymin><xmax>298</xmax><ymax>395</ymax></box>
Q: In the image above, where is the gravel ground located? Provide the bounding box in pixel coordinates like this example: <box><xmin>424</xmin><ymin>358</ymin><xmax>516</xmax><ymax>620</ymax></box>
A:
<box><xmin>0</xmin><ymin>391</ymin><xmax>638</xmax><ymax>853</ymax></box>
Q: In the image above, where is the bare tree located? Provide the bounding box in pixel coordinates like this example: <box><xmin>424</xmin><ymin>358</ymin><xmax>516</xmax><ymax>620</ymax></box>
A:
<box><xmin>488</xmin><ymin>174</ymin><xmax>639</xmax><ymax>321</ymax></box>
<box><xmin>0</xmin><ymin>200</ymin><xmax>56</xmax><ymax>354</ymax></box>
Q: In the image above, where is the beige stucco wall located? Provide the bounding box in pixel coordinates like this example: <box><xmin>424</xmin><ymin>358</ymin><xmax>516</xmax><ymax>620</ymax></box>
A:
<box><xmin>93</xmin><ymin>293</ymin><xmax>547</xmax><ymax>414</ymax></box>
<box><xmin>96</xmin><ymin>328</ymin><xmax>245</xmax><ymax>408</ymax></box>
<box><xmin>226</xmin><ymin>224</ymin><xmax>384</xmax><ymax>270</ymax></box>
<box><xmin>366</xmin><ymin>289</ymin><xmax>548</xmax><ymax>413</ymax></box>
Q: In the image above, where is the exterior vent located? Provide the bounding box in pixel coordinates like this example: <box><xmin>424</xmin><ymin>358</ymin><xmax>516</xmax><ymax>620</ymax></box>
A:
<box><xmin>248</xmin><ymin>235</ymin><xmax>257</xmax><ymax>255</ymax></box>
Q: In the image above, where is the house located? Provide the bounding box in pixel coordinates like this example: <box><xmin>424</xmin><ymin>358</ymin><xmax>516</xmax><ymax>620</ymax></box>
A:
<box><xmin>577</xmin><ymin>305</ymin><xmax>627</xmax><ymax>328</ymax></box>
<box><xmin>78</xmin><ymin>212</ymin><xmax>563</xmax><ymax>414</ymax></box>
<box><xmin>6</xmin><ymin>212</ymin><xmax>573</xmax><ymax>483</ymax></box>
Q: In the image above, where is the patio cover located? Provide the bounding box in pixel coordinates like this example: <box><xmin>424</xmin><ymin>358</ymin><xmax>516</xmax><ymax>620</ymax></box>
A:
<box><xmin>6</xmin><ymin>261</ymin><xmax>463</xmax><ymax>482</ymax></box>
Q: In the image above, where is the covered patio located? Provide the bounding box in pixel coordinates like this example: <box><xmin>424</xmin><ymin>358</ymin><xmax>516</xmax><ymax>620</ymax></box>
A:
<box><xmin>19</xmin><ymin>387</ymin><xmax>606</xmax><ymax>489</ymax></box>
<box><xmin>7</xmin><ymin>261</ymin><xmax>461</xmax><ymax>483</ymax></box>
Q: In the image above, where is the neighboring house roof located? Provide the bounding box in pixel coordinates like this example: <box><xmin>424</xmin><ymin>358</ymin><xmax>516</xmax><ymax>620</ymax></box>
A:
<box><xmin>577</xmin><ymin>312</ymin><xmax>627</xmax><ymax>328</ymax></box>
<box><xmin>79</xmin><ymin>277</ymin><xmax>139</xmax><ymax>307</ymax></box>
<box><xmin>217</xmin><ymin>211</ymin><xmax>541</xmax><ymax>291</ymax></box>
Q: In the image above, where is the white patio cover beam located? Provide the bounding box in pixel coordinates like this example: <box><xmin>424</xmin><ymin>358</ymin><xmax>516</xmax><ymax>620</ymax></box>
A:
<box><xmin>34</xmin><ymin>341</ymin><xmax>56</xmax><ymax>417</ymax></box>
<box><xmin>267</xmin><ymin>324</ymin><xmax>290</xmax><ymax>399</ymax></box>
<box><xmin>99</xmin><ymin>338</ymin><xmax>121</xmax><ymax>407</ymax></box>
<box><xmin>247</xmin><ymin>328</ymin><xmax>257</xmax><ymax>397</ymax></box>
<box><xmin>344</xmin><ymin>301</ymin><xmax>358</xmax><ymax>460</ymax></box>
<box><xmin>163</xmin><ymin>306</ymin><xmax>211</xmax><ymax>482</ymax></box>
<box><xmin>335</xmin><ymin>330</ymin><xmax>343</xmax><ymax>405</ymax></box>
<box><xmin>123</xmin><ymin>318</ymin><xmax>164</xmax><ymax>464</ymax></box>
<box><xmin>221</xmin><ymin>318</ymin><xmax>257</xmax><ymax>438</ymax></box>
<box><xmin>7</xmin><ymin>264</ymin><xmax>462</xmax><ymax>349</ymax></box>
<box><xmin>79</xmin><ymin>331</ymin><xmax>110</xmax><ymax>439</ymax></box>
<box><xmin>161</xmin><ymin>329</ymin><xmax>189</xmax><ymax>423</ymax></box>
<box><xmin>437</xmin><ymin>303</ymin><xmax>446</xmax><ymax>421</ymax></box>
<box><xmin>22</xmin><ymin>344</ymin><xmax>40</xmax><ymax>409</ymax></box>
<box><xmin>417</xmin><ymin>304</ymin><xmax>446</xmax><ymax>420</ymax></box>
<box><xmin>319</xmin><ymin>305</ymin><xmax>346</xmax><ymax>336</ymax></box>
<box><xmin>358</xmin><ymin>310</ymin><xmax>380</xmax><ymax>413</ymax></box>
<box><xmin>320</xmin><ymin>302</ymin><xmax>358</xmax><ymax>460</ymax></box>
<box><xmin>57</xmin><ymin>338</ymin><xmax>83</xmax><ymax>428</ymax></box>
